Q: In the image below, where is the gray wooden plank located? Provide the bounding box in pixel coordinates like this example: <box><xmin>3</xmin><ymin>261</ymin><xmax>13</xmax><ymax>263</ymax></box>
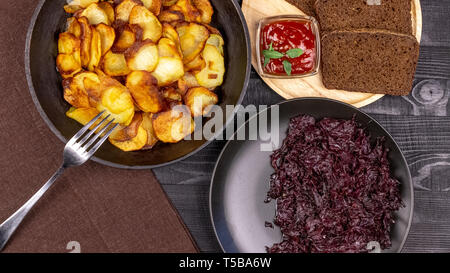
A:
<box><xmin>362</xmin><ymin>80</ymin><xmax>450</xmax><ymax>117</ymax></box>
<box><xmin>404</xmin><ymin>223</ymin><xmax>450</xmax><ymax>253</ymax></box>
<box><xmin>416</xmin><ymin>46</ymin><xmax>450</xmax><ymax>80</ymax></box>
<box><xmin>420</xmin><ymin>0</ymin><xmax>450</xmax><ymax>47</ymax></box>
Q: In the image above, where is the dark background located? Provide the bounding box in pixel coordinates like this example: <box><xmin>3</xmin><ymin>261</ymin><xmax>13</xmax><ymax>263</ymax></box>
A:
<box><xmin>154</xmin><ymin>0</ymin><xmax>450</xmax><ymax>252</ymax></box>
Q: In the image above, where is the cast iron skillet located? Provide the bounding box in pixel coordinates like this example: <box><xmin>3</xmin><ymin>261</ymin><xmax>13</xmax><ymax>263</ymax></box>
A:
<box><xmin>210</xmin><ymin>98</ymin><xmax>413</xmax><ymax>253</ymax></box>
<box><xmin>25</xmin><ymin>0</ymin><xmax>250</xmax><ymax>169</ymax></box>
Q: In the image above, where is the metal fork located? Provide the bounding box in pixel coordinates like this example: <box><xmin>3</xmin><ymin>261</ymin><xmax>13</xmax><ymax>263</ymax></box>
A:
<box><xmin>0</xmin><ymin>111</ymin><xmax>118</xmax><ymax>251</ymax></box>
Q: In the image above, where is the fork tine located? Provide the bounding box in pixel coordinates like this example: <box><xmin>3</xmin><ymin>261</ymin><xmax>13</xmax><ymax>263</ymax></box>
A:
<box><xmin>82</xmin><ymin>118</ymin><xmax>116</xmax><ymax>152</ymax></box>
<box><xmin>66</xmin><ymin>111</ymin><xmax>105</xmax><ymax>147</ymax></box>
<box><xmin>76</xmin><ymin>114</ymin><xmax>111</xmax><ymax>148</ymax></box>
<box><xmin>85</xmin><ymin>123</ymin><xmax>119</xmax><ymax>157</ymax></box>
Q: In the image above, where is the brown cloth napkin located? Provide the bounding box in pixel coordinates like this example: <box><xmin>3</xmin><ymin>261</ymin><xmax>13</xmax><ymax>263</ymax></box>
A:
<box><xmin>0</xmin><ymin>0</ymin><xmax>198</xmax><ymax>253</ymax></box>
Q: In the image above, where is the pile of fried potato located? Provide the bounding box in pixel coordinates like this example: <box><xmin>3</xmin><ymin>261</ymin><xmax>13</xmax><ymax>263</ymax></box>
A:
<box><xmin>58</xmin><ymin>0</ymin><xmax>225</xmax><ymax>151</ymax></box>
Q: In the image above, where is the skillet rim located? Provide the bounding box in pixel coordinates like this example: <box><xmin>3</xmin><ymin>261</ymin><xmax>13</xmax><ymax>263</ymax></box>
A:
<box><xmin>24</xmin><ymin>0</ymin><xmax>252</xmax><ymax>169</ymax></box>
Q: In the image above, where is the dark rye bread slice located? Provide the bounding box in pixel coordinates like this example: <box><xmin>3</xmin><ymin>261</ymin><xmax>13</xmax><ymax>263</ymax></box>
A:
<box><xmin>315</xmin><ymin>0</ymin><xmax>413</xmax><ymax>35</ymax></box>
<box><xmin>285</xmin><ymin>0</ymin><xmax>316</xmax><ymax>16</ymax></box>
<box><xmin>321</xmin><ymin>30</ymin><xmax>419</xmax><ymax>95</ymax></box>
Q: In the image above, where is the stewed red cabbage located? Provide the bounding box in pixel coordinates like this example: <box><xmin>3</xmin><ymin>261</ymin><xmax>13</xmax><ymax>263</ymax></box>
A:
<box><xmin>266</xmin><ymin>115</ymin><xmax>403</xmax><ymax>253</ymax></box>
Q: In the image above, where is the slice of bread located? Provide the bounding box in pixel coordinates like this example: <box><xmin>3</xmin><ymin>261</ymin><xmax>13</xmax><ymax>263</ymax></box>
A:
<box><xmin>285</xmin><ymin>0</ymin><xmax>316</xmax><ymax>16</ymax></box>
<box><xmin>315</xmin><ymin>0</ymin><xmax>413</xmax><ymax>35</ymax></box>
<box><xmin>321</xmin><ymin>30</ymin><xmax>419</xmax><ymax>95</ymax></box>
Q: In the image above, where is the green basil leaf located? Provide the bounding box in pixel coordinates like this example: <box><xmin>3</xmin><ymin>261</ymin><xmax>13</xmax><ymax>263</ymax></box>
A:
<box><xmin>263</xmin><ymin>57</ymin><xmax>270</xmax><ymax>68</ymax></box>
<box><xmin>263</xmin><ymin>50</ymin><xmax>284</xmax><ymax>59</ymax></box>
<box><xmin>269</xmin><ymin>42</ymin><xmax>273</xmax><ymax>51</ymax></box>
<box><xmin>286</xmin><ymin>48</ymin><xmax>304</xmax><ymax>58</ymax></box>
<box><xmin>283</xmin><ymin>60</ymin><xmax>292</xmax><ymax>76</ymax></box>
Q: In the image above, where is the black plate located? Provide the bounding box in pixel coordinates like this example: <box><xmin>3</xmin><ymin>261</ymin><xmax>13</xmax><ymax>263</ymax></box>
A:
<box><xmin>25</xmin><ymin>0</ymin><xmax>250</xmax><ymax>169</ymax></box>
<box><xmin>210</xmin><ymin>98</ymin><xmax>413</xmax><ymax>253</ymax></box>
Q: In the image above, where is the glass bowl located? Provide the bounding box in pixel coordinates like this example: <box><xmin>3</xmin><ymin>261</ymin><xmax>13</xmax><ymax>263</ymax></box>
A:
<box><xmin>255</xmin><ymin>15</ymin><xmax>321</xmax><ymax>79</ymax></box>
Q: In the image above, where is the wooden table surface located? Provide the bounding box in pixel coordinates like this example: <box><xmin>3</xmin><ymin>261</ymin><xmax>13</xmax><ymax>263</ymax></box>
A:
<box><xmin>154</xmin><ymin>0</ymin><xmax>450</xmax><ymax>253</ymax></box>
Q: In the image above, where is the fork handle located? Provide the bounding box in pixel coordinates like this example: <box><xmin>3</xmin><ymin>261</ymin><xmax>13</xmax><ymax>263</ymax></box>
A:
<box><xmin>0</xmin><ymin>165</ymin><xmax>66</xmax><ymax>251</ymax></box>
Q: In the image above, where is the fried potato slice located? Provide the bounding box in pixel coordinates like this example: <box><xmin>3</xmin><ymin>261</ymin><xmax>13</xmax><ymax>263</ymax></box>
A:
<box><xmin>206</xmin><ymin>33</ymin><xmax>224</xmax><ymax>56</ymax></box>
<box><xmin>151</xmin><ymin>57</ymin><xmax>185</xmax><ymax>86</ymax></box>
<box><xmin>158</xmin><ymin>10</ymin><xmax>185</xmax><ymax>24</ymax></box>
<box><xmin>195</xmin><ymin>44</ymin><xmax>225</xmax><ymax>89</ymax></box>
<box><xmin>80</xmin><ymin>3</ymin><xmax>110</xmax><ymax>25</ymax></box>
<box><xmin>129</xmin><ymin>5</ymin><xmax>162</xmax><ymax>42</ymax></box>
<box><xmin>141</xmin><ymin>112</ymin><xmax>159</xmax><ymax>149</ymax></box>
<box><xmin>100</xmin><ymin>85</ymin><xmax>134</xmax><ymax>113</ymax></box>
<box><xmin>115</xmin><ymin>0</ymin><xmax>142</xmax><ymax>22</ymax></box>
<box><xmin>78</xmin><ymin>17</ymin><xmax>92</xmax><ymax>68</ymax></box>
<box><xmin>66</xmin><ymin>17</ymin><xmax>82</xmax><ymax>38</ymax></box>
<box><xmin>184</xmin><ymin>54</ymin><xmax>205</xmax><ymax>72</ymax></box>
<box><xmin>110</xmin><ymin>112</ymin><xmax>143</xmax><ymax>142</ymax></box>
<box><xmin>63</xmin><ymin>71</ymin><xmax>99</xmax><ymax>108</ymax></box>
<box><xmin>57</xmin><ymin>54</ymin><xmax>82</xmax><ymax>78</ymax></box>
<box><xmin>100</xmin><ymin>88</ymin><xmax>135</xmax><ymax>125</ymax></box>
<box><xmin>112</xmin><ymin>25</ymin><xmax>136</xmax><ymax>53</ymax></box>
<box><xmin>128</xmin><ymin>24</ymin><xmax>144</xmax><ymax>41</ymax></box>
<box><xmin>162</xmin><ymin>23</ymin><xmax>181</xmax><ymax>45</ymax></box>
<box><xmin>202</xmin><ymin>23</ymin><xmax>221</xmax><ymax>35</ymax></box>
<box><xmin>162</xmin><ymin>87</ymin><xmax>182</xmax><ymax>101</ymax></box>
<box><xmin>184</xmin><ymin>87</ymin><xmax>218</xmax><ymax>117</ymax></box>
<box><xmin>152</xmin><ymin>106</ymin><xmax>195</xmax><ymax>143</ymax></box>
<box><xmin>58</xmin><ymin>32</ymin><xmax>81</xmax><ymax>56</ymax></box>
<box><xmin>98</xmin><ymin>2</ymin><xmax>115</xmax><ymax>23</ymax></box>
<box><xmin>87</xmin><ymin>26</ymin><xmax>102</xmax><ymax>71</ymax></box>
<box><xmin>177</xmin><ymin>72</ymin><xmax>200</xmax><ymax>95</ymax></box>
<box><xmin>84</xmin><ymin>74</ymin><xmax>135</xmax><ymax>125</ymax></box>
<box><xmin>176</xmin><ymin>22</ymin><xmax>209</xmax><ymax>64</ymax></box>
<box><xmin>162</xmin><ymin>0</ymin><xmax>178</xmax><ymax>6</ymax></box>
<box><xmin>157</xmin><ymin>38</ymin><xmax>181</xmax><ymax>58</ymax></box>
<box><xmin>65</xmin><ymin>0</ymin><xmax>99</xmax><ymax>13</ymax></box>
<box><xmin>83</xmin><ymin>76</ymin><xmax>102</xmax><ymax>104</ymax></box>
<box><xmin>66</xmin><ymin>107</ymin><xmax>100</xmax><ymax>126</ymax></box>
<box><xmin>64</xmin><ymin>4</ymin><xmax>82</xmax><ymax>14</ymax></box>
<box><xmin>162</xmin><ymin>23</ymin><xmax>182</xmax><ymax>55</ymax></box>
<box><xmin>141</xmin><ymin>0</ymin><xmax>162</xmax><ymax>16</ymax></box>
<box><xmin>110</xmin><ymin>126</ymin><xmax>148</xmax><ymax>151</ymax></box>
<box><xmin>126</xmin><ymin>71</ymin><xmax>164</xmax><ymax>113</ymax></box>
<box><xmin>192</xmin><ymin>0</ymin><xmax>213</xmax><ymax>24</ymax></box>
<box><xmin>95</xmin><ymin>23</ymin><xmax>115</xmax><ymax>56</ymax></box>
<box><xmin>125</xmin><ymin>40</ymin><xmax>159</xmax><ymax>72</ymax></box>
<box><xmin>65</xmin><ymin>106</ymin><xmax>113</xmax><ymax>135</ymax></box>
<box><xmin>169</xmin><ymin>0</ymin><xmax>201</xmax><ymax>22</ymax></box>
<box><xmin>67</xmin><ymin>0</ymin><xmax>99</xmax><ymax>8</ymax></box>
<box><xmin>102</xmin><ymin>51</ymin><xmax>131</xmax><ymax>76</ymax></box>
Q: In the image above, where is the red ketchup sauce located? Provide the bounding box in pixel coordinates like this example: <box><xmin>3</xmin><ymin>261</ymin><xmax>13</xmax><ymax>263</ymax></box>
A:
<box><xmin>260</xmin><ymin>20</ymin><xmax>316</xmax><ymax>76</ymax></box>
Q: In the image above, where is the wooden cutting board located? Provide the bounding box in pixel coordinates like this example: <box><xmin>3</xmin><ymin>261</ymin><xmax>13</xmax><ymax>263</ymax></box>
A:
<box><xmin>242</xmin><ymin>0</ymin><xmax>422</xmax><ymax>108</ymax></box>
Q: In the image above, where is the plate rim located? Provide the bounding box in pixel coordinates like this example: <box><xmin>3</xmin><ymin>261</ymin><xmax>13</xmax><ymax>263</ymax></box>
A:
<box><xmin>24</xmin><ymin>0</ymin><xmax>252</xmax><ymax>170</ymax></box>
<box><xmin>209</xmin><ymin>97</ymin><xmax>414</xmax><ymax>253</ymax></box>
